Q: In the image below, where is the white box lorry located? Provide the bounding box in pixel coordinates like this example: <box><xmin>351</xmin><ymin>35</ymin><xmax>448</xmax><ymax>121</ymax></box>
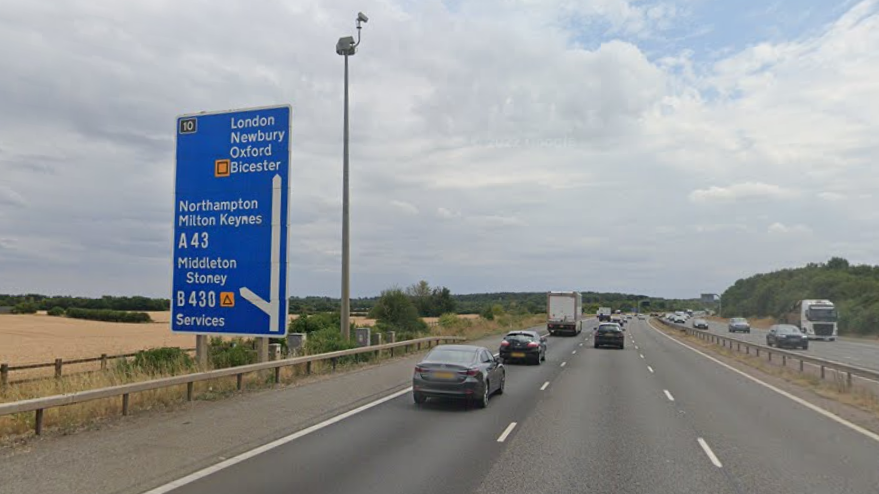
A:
<box><xmin>547</xmin><ymin>291</ymin><xmax>583</xmax><ymax>336</ymax></box>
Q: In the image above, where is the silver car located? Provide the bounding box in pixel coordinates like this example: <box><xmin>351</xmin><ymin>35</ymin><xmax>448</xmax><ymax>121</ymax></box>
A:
<box><xmin>728</xmin><ymin>317</ymin><xmax>751</xmax><ymax>333</ymax></box>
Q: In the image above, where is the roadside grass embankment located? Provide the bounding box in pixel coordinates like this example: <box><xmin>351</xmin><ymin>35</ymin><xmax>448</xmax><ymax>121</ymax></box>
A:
<box><xmin>652</xmin><ymin>320</ymin><xmax>879</xmax><ymax>420</ymax></box>
<box><xmin>0</xmin><ymin>314</ymin><xmax>544</xmax><ymax>442</ymax></box>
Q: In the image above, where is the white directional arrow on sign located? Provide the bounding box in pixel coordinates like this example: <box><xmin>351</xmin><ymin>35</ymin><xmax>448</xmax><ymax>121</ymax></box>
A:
<box><xmin>240</xmin><ymin>174</ymin><xmax>283</xmax><ymax>333</ymax></box>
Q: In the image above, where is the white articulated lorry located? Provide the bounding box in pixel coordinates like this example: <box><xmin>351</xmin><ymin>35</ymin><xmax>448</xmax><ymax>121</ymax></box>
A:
<box><xmin>547</xmin><ymin>291</ymin><xmax>583</xmax><ymax>336</ymax></box>
<box><xmin>785</xmin><ymin>299</ymin><xmax>839</xmax><ymax>341</ymax></box>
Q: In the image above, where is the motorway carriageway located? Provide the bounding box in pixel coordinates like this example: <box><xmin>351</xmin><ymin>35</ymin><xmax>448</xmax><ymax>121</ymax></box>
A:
<box><xmin>137</xmin><ymin>318</ymin><xmax>879</xmax><ymax>494</ymax></box>
<box><xmin>699</xmin><ymin>318</ymin><xmax>879</xmax><ymax>372</ymax></box>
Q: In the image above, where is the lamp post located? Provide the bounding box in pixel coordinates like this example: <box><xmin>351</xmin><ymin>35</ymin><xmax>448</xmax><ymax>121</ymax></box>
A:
<box><xmin>337</xmin><ymin>12</ymin><xmax>368</xmax><ymax>340</ymax></box>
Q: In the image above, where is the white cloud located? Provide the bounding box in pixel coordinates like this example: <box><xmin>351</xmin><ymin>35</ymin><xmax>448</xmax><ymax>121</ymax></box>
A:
<box><xmin>768</xmin><ymin>222</ymin><xmax>812</xmax><ymax>235</ymax></box>
<box><xmin>818</xmin><ymin>192</ymin><xmax>845</xmax><ymax>202</ymax></box>
<box><xmin>390</xmin><ymin>200</ymin><xmax>419</xmax><ymax>215</ymax></box>
<box><xmin>436</xmin><ymin>207</ymin><xmax>461</xmax><ymax>219</ymax></box>
<box><xmin>688</xmin><ymin>182</ymin><xmax>797</xmax><ymax>203</ymax></box>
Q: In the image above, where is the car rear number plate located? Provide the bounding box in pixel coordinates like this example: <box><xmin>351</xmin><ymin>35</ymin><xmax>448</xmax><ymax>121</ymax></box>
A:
<box><xmin>433</xmin><ymin>372</ymin><xmax>455</xmax><ymax>379</ymax></box>
<box><xmin>511</xmin><ymin>352</ymin><xmax>526</xmax><ymax>358</ymax></box>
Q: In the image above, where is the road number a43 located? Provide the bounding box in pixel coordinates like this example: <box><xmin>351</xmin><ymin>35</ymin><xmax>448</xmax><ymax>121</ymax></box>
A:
<box><xmin>178</xmin><ymin>232</ymin><xmax>209</xmax><ymax>249</ymax></box>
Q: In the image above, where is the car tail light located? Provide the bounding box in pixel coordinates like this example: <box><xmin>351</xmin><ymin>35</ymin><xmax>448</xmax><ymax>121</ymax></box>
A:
<box><xmin>415</xmin><ymin>366</ymin><xmax>426</xmax><ymax>374</ymax></box>
<box><xmin>500</xmin><ymin>340</ymin><xmax>510</xmax><ymax>347</ymax></box>
<box><xmin>461</xmin><ymin>368</ymin><xmax>479</xmax><ymax>376</ymax></box>
<box><xmin>526</xmin><ymin>342</ymin><xmax>539</xmax><ymax>348</ymax></box>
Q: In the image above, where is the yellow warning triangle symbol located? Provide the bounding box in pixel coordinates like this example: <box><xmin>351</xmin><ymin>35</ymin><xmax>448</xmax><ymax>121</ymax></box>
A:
<box><xmin>221</xmin><ymin>292</ymin><xmax>235</xmax><ymax>307</ymax></box>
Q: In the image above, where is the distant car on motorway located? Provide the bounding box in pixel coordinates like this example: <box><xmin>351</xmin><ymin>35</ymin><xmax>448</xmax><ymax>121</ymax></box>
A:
<box><xmin>413</xmin><ymin>345</ymin><xmax>505</xmax><ymax>408</ymax></box>
<box><xmin>728</xmin><ymin>317</ymin><xmax>751</xmax><ymax>334</ymax></box>
<box><xmin>766</xmin><ymin>324</ymin><xmax>809</xmax><ymax>350</ymax></box>
<box><xmin>610</xmin><ymin>315</ymin><xmax>626</xmax><ymax>330</ymax></box>
<box><xmin>693</xmin><ymin>318</ymin><xmax>709</xmax><ymax>329</ymax></box>
<box><xmin>499</xmin><ymin>330</ymin><xmax>547</xmax><ymax>365</ymax></box>
<box><xmin>594</xmin><ymin>323</ymin><xmax>625</xmax><ymax>349</ymax></box>
<box><xmin>671</xmin><ymin>314</ymin><xmax>687</xmax><ymax>324</ymax></box>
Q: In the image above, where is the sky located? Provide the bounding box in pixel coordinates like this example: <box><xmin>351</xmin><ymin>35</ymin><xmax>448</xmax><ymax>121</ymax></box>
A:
<box><xmin>1</xmin><ymin>0</ymin><xmax>878</xmax><ymax>299</ymax></box>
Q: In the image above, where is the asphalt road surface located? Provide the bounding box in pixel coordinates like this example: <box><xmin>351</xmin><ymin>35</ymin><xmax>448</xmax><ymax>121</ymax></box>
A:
<box><xmin>143</xmin><ymin>318</ymin><xmax>879</xmax><ymax>494</ymax></box>
<box><xmin>697</xmin><ymin>318</ymin><xmax>879</xmax><ymax>371</ymax></box>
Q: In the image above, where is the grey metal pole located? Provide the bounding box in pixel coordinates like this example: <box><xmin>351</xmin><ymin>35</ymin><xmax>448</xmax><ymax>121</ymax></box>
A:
<box><xmin>341</xmin><ymin>52</ymin><xmax>351</xmax><ymax>341</ymax></box>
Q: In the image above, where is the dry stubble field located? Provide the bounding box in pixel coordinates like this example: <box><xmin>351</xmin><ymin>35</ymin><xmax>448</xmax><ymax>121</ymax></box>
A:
<box><xmin>0</xmin><ymin>312</ymin><xmax>481</xmax><ymax>367</ymax></box>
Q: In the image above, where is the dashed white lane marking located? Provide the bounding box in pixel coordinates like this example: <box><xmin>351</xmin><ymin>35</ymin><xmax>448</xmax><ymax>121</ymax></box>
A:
<box><xmin>640</xmin><ymin>354</ymin><xmax>645</xmax><ymax>359</ymax></box>
<box><xmin>647</xmin><ymin>366</ymin><xmax>654</xmax><ymax>373</ymax></box>
<box><xmin>646</xmin><ymin>320</ymin><xmax>879</xmax><ymax>445</ymax></box>
<box><xmin>540</xmin><ymin>381</ymin><xmax>550</xmax><ymax>391</ymax></box>
<box><xmin>698</xmin><ymin>437</ymin><xmax>723</xmax><ymax>468</ymax></box>
<box><xmin>572</xmin><ymin>350</ymin><xmax>577</xmax><ymax>355</ymax></box>
<box><xmin>664</xmin><ymin>389</ymin><xmax>675</xmax><ymax>402</ymax></box>
<box><xmin>497</xmin><ymin>422</ymin><xmax>518</xmax><ymax>442</ymax></box>
<box><xmin>561</xmin><ymin>361</ymin><xmax>567</xmax><ymax>367</ymax></box>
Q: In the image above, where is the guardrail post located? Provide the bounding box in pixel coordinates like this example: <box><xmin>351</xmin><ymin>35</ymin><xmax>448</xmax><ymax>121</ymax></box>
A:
<box><xmin>746</xmin><ymin>346</ymin><xmax>750</xmax><ymax>355</ymax></box>
<box><xmin>737</xmin><ymin>342</ymin><xmax>740</xmax><ymax>352</ymax></box>
<box><xmin>847</xmin><ymin>372</ymin><xmax>853</xmax><ymax>389</ymax></box>
<box><xmin>237</xmin><ymin>373</ymin><xmax>243</xmax><ymax>391</ymax></box>
<box><xmin>417</xmin><ymin>342</ymin><xmax>421</xmax><ymax>351</ymax></box>
<box><xmin>332</xmin><ymin>358</ymin><xmax>337</xmax><ymax>372</ymax></box>
<box><xmin>187</xmin><ymin>382</ymin><xmax>194</xmax><ymax>401</ymax></box>
<box><xmin>782</xmin><ymin>355</ymin><xmax>786</xmax><ymax>366</ymax></box>
<box><xmin>768</xmin><ymin>352</ymin><xmax>772</xmax><ymax>363</ymax></box>
<box><xmin>35</xmin><ymin>409</ymin><xmax>44</xmax><ymax>435</ymax></box>
<box><xmin>100</xmin><ymin>354</ymin><xmax>108</xmax><ymax>371</ymax></box>
<box><xmin>54</xmin><ymin>358</ymin><xmax>63</xmax><ymax>379</ymax></box>
<box><xmin>1</xmin><ymin>363</ymin><xmax>7</xmax><ymax>387</ymax></box>
<box><xmin>122</xmin><ymin>393</ymin><xmax>130</xmax><ymax>416</ymax></box>
<box><xmin>756</xmin><ymin>348</ymin><xmax>760</xmax><ymax>358</ymax></box>
<box><xmin>274</xmin><ymin>367</ymin><xmax>281</xmax><ymax>384</ymax></box>
<box><xmin>388</xmin><ymin>332</ymin><xmax>396</xmax><ymax>357</ymax></box>
<box><xmin>821</xmin><ymin>365</ymin><xmax>825</xmax><ymax>379</ymax></box>
<box><xmin>306</xmin><ymin>361</ymin><xmax>312</xmax><ymax>375</ymax></box>
<box><xmin>799</xmin><ymin>359</ymin><xmax>804</xmax><ymax>372</ymax></box>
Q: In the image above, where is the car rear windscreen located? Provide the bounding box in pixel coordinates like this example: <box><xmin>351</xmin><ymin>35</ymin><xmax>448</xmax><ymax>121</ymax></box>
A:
<box><xmin>505</xmin><ymin>333</ymin><xmax>535</xmax><ymax>342</ymax></box>
<box><xmin>425</xmin><ymin>349</ymin><xmax>476</xmax><ymax>364</ymax></box>
<box><xmin>598</xmin><ymin>325</ymin><xmax>620</xmax><ymax>332</ymax></box>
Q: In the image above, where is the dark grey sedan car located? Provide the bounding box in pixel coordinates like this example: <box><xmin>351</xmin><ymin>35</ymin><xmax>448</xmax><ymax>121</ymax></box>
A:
<box><xmin>767</xmin><ymin>324</ymin><xmax>809</xmax><ymax>349</ymax></box>
<box><xmin>413</xmin><ymin>345</ymin><xmax>505</xmax><ymax>408</ymax></box>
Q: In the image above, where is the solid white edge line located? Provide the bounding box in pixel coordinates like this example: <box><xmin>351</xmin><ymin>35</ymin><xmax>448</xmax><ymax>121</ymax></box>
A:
<box><xmin>141</xmin><ymin>387</ymin><xmax>413</xmax><ymax>494</ymax></box>
<box><xmin>697</xmin><ymin>437</ymin><xmax>723</xmax><ymax>468</ymax></box>
<box><xmin>540</xmin><ymin>381</ymin><xmax>550</xmax><ymax>391</ymax></box>
<box><xmin>663</xmin><ymin>389</ymin><xmax>675</xmax><ymax>402</ymax></box>
<box><xmin>497</xmin><ymin>422</ymin><xmax>518</xmax><ymax>443</ymax></box>
<box><xmin>561</xmin><ymin>361</ymin><xmax>567</xmax><ymax>367</ymax></box>
<box><xmin>646</xmin><ymin>320</ymin><xmax>879</xmax><ymax>444</ymax></box>
<box><xmin>647</xmin><ymin>366</ymin><xmax>654</xmax><ymax>373</ymax></box>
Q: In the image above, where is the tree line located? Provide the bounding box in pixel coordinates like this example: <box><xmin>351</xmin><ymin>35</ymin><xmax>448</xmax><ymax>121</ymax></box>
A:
<box><xmin>1</xmin><ymin>294</ymin><xmax>169</xmax><ymax>313</ymax></box>
<box><xmin>721</xmin><ymin>257</ymin><xmax>879</xmax><ymax>336</ymax></box>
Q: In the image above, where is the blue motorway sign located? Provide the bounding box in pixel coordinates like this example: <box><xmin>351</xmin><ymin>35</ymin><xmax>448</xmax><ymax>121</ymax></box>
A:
<box><xmin>172</xmin><ymin>105</ymin><xmax>291</xmax><ymax>337</ymax></box>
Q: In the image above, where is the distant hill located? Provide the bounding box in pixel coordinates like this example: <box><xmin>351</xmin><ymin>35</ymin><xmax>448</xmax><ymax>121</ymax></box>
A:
<box><xmin>721</xmin><ymin>257</ymin><xmax>879</xmax><ymax>336</ymax></box>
